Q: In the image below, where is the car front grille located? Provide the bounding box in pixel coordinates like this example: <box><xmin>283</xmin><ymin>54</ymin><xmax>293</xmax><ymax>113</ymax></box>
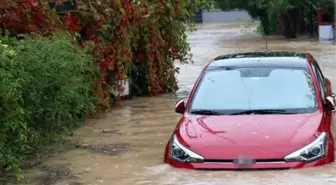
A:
<box><xmin>203</xmin><ymin>158</ymin><xmax>286</xmax><ymax>164</ymax></box>
<box><xmin>196</xmin><ymin>168</ymin><xmax>290</xmax><ymax>171</ymax></box>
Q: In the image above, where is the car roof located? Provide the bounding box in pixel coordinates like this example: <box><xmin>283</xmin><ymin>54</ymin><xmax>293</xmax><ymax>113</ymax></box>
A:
<box><xmin>208</xmin><ymin>51</ymin><xmax>309</xmax><ymax>70</ymax></box>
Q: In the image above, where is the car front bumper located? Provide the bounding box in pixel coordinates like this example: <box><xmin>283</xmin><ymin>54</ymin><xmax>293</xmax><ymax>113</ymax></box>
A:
<box><xmin>165</xmin><ymin>157</ymin><xmax>332</xmax><ymax>170</ymax></box>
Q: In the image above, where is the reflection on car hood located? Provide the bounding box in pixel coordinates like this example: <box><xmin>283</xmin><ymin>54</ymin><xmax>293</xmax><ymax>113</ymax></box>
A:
<box><xmin>177</xmin><ymin>112</ymin><xmax>323</xmax><ymax>159</ymax></box>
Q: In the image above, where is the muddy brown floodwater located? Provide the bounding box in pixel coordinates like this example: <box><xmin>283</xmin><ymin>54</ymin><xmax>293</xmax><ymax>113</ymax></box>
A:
<box><xmin>8</xmin><ymin>23</ymin><xmax>336</xmax><ymax>185</ymax></box>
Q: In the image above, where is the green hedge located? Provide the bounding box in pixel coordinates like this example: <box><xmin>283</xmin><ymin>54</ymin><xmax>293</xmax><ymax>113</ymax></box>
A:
<box><xmin>0</xmin><ymin>34</ymin><xmax>98</xmax><ymax>176</ymax></box>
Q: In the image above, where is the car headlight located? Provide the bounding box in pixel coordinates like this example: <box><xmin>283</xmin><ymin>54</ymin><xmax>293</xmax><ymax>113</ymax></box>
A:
<box><xmin>284</xmin><ymin>132</ymin><xmax>328</xmax><ymax>163</ymax></box>
<box><xmin>170</xmin><ymin>134</ymin><xmax>204</xmax><ymax>163</ymax></box>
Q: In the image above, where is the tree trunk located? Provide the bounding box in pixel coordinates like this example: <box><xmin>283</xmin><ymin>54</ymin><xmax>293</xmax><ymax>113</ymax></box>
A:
<box><xmin>255</xmin><ymin>8</ymin><xmax>270</xmax><ymax>35</ymax></box>
<box><xmin>278</xmin><ymin>8</ymin><xmax>299</xmax><ymax>38</ymax></box>
<box><xmin>297</xmin><ymin>10</ymin><xmax>304</xmax><ymax>35</ymax></box>
<box><xmin>260</xmin><ymin>12</ymin><xmax>270</xmax><ymax>35</ymax></box>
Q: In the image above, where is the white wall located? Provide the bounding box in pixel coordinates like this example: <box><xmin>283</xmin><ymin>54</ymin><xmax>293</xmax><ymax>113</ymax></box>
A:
<box><xmin>319</xmin><ymin>25</ymin><xmax>334</xmax><ymax>41</ymax></box>
<box><xmin>202</xmin><ymin>9</ymin><xmax>253</xmax><ymax>23</ymax></box>
<box><xmin>110</xmin><ymin>80</ymin><xmax>130</xmax><ymax>97</ymax></box>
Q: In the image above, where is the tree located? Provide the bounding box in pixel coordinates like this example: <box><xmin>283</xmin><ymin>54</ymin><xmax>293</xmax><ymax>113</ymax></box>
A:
<box><xmin>215</xmin><ymin>0</ymin><xmax>271</xmax><ymax>34</ymax></box>
<box><xmin>215</xmin><ymin>0</ymin><xmax>335</xmax><ymax>38</ymax></box>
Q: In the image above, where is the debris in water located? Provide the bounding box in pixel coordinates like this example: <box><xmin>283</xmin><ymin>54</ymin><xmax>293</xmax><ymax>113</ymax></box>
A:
<box><xmin>91</xmin><ymin>143</ymin><xmax>130</xmax><ymax>156</ymax></box>
<box><xmin>100</xmin><ymin>129</ymin><xmax>119</xmax><ymax>134</ymax></box>
<box><xmin>37</xmin><ymin>165</ymin><xmax>73</xmax><ymax>185</ymax></box>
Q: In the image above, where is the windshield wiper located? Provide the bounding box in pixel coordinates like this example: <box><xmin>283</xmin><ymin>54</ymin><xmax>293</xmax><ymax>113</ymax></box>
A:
<box><xmin>190</xmin><ymin>110</ymin><xmax>224</xmax><ymax>115</ymax></box>
<box><xmin>229</xmin><ymin>109</ymin><xmax>294</xmax><ymax>115</ymax></box>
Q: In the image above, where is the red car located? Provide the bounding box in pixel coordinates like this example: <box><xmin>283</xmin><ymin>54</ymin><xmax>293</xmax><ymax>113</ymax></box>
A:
<box><xmin>164</xmin><ymin>52</ymin><xmax>336</xmax><ymax>170</ymax></box>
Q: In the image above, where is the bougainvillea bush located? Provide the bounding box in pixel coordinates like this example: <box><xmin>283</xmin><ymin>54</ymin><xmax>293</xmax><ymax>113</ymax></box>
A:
<box><xmin>0</xmin><ymin>0</ymin><xmax>205</xmax><ymax>109</ymax></box>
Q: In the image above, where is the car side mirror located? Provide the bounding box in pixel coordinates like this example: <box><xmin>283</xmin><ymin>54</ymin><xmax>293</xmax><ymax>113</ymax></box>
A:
<box><xmin>325</xmin><ymin>96</ymin><xmax>335</xmax><ymax>111</ymax></box>
<box><xmin>175</xmin><ymin>99</ymin><xmax>185</xmax><ymax>114</ymax></box>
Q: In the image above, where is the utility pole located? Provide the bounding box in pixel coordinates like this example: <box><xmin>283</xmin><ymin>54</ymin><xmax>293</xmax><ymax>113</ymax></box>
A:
<box><xmin>264</xmin><ymin>38</ymin><xmax>269</xmax><ymax>54</ymax></box>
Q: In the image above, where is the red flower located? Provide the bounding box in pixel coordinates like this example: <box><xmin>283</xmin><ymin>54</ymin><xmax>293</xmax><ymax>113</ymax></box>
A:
<box><xmin>104</xmin><ymin>47</ymin><xmax>112</xmax><ymax>54</ymax></box>
<box><xmin>160</xmin><ymin>0</ymin><xmax>167</xmax><ymax>7</ymax></box>
<box><xmin>158</xmin><ymin>40</ymin><xmax>165</xmax><ymax>47</ymax></box>
<box><xmin>122</xmin><ymin>15</ymin><xmax>130</xmax><ymax>25</ymax></box>
<box><xmin>172</xmin><ymin>51</ymin><xmax>178</xmax><ymax>60</ymax></box>
<box><xmin>30</xmin><ymin>0</ymin><xmax>39</xmax><ymax>6</ymax></box>
<box><xmin>30</xmin><ymin>12</ymin><xmax>43</xmax><ymax>23</ymax></box>
<box><xmin>22</xmin><ymin>2</ymin><xmax>31</xmax><ymax>8</ymax></box>
<box><xmin>99</xmin><ymin>16</ymin><xmax>106</xmax><ymax>23</ymax></box>
<box><xmin>113</xmin><ymin>62</ymin><xmax>118</xmax><ymax>70</ymax></box>
<box><xmin>22</xmin><ymin>0</ymin><xmax>39</xmax><ymax>8</ymax></box>
<box><xmin>63</xmin><ymin>13</ymin><xmax>81</xmax><ymax>32</ymax></box>
<box><xmin>124</xmin><ymin>2</ymin><xmax>132</xmax><ymax>10</ymax></box>
<box><xmin>82</xmin><ymin>23</ymin><xmax>95</xmax><ymax>40</ymax></box>
<box><xmin>105</xmin><ymin>58</ymin><xmax>112</xmax><ymax>64</ymax></box>
<box><xmin>137</xmin><ymin>51</ymin><xmax>144</xmax><ymax>60</ymax></box>
<box><xmin>158</xmin><ymin>86</ymin><xmax>164</xmax><ymax>93</ymax></box>
<box><xmin>91</xmin><ymin>35</ymin><xmax>99</xmax><ymax>43</ymax></box>
<box><xmin>99</xmin><ymin>59</ymin><xmax>109</xmax><ymax>70</ymax></box>
<box><xmin>118</xmin><ymin>85</ymin><xmax>126</xmax><ymax>93</ymax></box>
<box><xmin>116</xmin><ymin>74</ymin><xmax>123</xmax><ymax>79</ymax></box>
<box><xmin>123</xmin><ymin>49</ymin><xmax>132</xmax><ymax>56</ymax></box>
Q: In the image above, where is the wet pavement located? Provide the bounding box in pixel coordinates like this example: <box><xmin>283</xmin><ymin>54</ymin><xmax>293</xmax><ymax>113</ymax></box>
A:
<box><xmin>9</xmin><ymin>23</ymin><xmax>336</xmax><ymax>185</ymax></box>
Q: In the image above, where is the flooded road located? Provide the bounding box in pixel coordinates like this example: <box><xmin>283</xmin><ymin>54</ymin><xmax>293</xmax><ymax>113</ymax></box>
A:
<box><xmin>12</xmin><ymin>23</ymin><xmax>336</xmax><ymax>185</ymax></box>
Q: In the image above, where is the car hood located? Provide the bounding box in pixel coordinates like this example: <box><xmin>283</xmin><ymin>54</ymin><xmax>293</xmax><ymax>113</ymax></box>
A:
<box><xmin>177</xmin><ymin>112</ymin><xmax>323</xmax><ymax>159</ymax></box>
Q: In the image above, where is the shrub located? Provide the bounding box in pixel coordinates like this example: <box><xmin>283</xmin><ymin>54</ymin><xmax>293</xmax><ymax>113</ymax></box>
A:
<box><xmin>0</xmin><ymin>33</ymin><xmax>98</xmax><ymax>176</ymax></box>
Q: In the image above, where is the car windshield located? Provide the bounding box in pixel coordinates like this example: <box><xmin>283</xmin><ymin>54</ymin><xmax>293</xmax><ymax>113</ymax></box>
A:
<box><xmin>190</xmin><ymin>66</ymin><xmax>318</xmax><ymax>115</ymax></box>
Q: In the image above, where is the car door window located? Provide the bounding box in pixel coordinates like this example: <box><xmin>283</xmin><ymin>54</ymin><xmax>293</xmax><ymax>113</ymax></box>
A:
<box><xmin>314</xmin><ymin>61</ymin><xmax>329</xmax><ymax>92</ymax></box>
<box><xmin>314</xmin><ymin>61</ymin><xmax>327</xmax><ymax>96</ymax></box>
<box><xmin>313</xmin><ymin>60</ymin><xmax>325</xmax><ymax>78</ymax></box>
<box><xmin>312</xmin><ymin>60</ymin><xmax>327</xmax><ymax>103</ymax></box>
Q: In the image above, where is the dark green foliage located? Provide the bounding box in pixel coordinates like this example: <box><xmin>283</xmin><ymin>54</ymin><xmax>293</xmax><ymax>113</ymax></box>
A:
<box><xmin>0</xmin><ymin>33</ymin><xmax>98</xmax><ymax>178</ymax></box>
<box><xmin>215</xmin><ymin>0</ymin><xmax>335</xmax><ymax>37</ymax></box>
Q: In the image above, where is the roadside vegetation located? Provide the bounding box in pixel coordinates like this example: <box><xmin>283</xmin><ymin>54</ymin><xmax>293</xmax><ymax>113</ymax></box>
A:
<box><xmin>214</xmin><ymin>0</ymin><xmax>335</xmax><ymax>38</ymax></box>
<box><xmin>0</xmin><ymin>34</ymin><xmax>97</xmax><ymax>180</ymax></box>
<box><xmin>0</xmin><ymin>0</ymin><xmax>208</xmax><ymax>180</ymax></box>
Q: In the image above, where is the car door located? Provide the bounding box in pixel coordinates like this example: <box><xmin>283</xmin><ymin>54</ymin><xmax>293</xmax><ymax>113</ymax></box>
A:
<box><xmin>311</xmin><ymin>59</ymin><xmax>335</xmax><ymax>138</ymax></box>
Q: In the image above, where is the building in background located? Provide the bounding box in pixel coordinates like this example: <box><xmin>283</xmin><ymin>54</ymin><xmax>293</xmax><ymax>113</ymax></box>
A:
<box><xmin>192</xmin><ymin>9</ymin><xmax>253</xmax><ymax>23</ymax></box>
